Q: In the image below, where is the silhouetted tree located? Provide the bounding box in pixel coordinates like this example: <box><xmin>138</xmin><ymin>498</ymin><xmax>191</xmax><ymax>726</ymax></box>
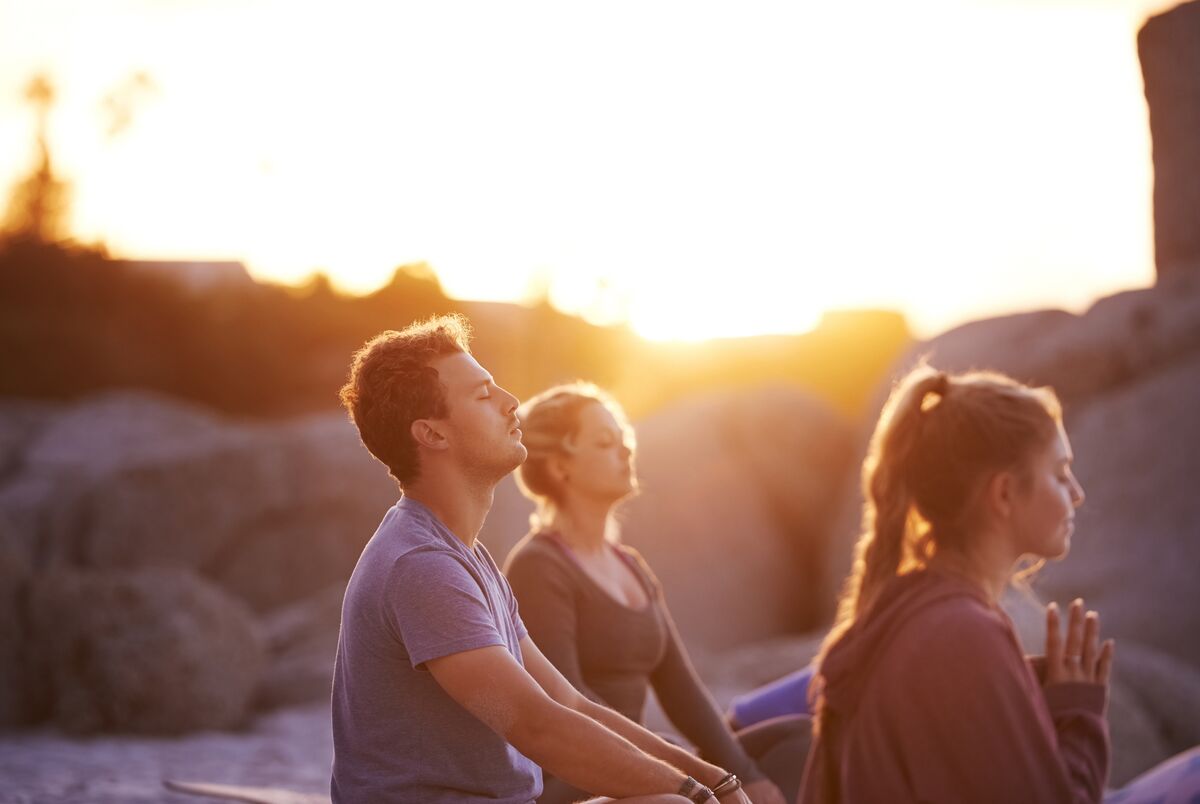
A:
<box><xmin>2</xmin><ymin>75</ymin><xmax>72</xmax><ymax>244</ymax></box>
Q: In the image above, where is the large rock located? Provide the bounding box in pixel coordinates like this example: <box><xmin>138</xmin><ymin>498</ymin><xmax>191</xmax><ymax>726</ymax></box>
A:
<box><xmin>28</xmin><ymin>567</ymin><xmax>265</xmax><ymax>734</ymax></box>
<box><xmin>895</xmin><ymin>274</ymin><xmax>1200</xmax><ymax>409</ymax></box>
<box><xmin>0</xmin><ymin>393</ymin><xmax>398</xmax><ymax>612</ymax></box>
<box><xmin>1106</xmin><ymin>640</ymin><xmax>1200</xmax><ymax>785</ymax></box>
<box><xmin>256</xmin><ymin>584</ymin><xmax>344</xmax><ymax>710</ymax></box>
<box><xmin>1002</xmin><ymin>585</ymin><xmax>1200</xmax><ymax>785</ymax></box>
<box><xmin>1139</xmin><ymin>0</ymin><xmax>1200</xmax><ymax>278</ymax></box>
<box><xmin>0</xmin><ymin>400</ymin><xmax>57</xmax><ymax>481</ymax></box>
<box><xmin>481</xmin><ymin>384</ymin><xmax>855</xmax><ymax>651</ymax></box>
<box><xmin>0</xmin><ymin>514</ymin><xmax>42</xmax><ymax>728</ymax></box>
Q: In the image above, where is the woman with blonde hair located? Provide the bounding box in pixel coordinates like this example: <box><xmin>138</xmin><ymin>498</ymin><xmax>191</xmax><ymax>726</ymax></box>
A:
<box><xmin>504</xmin><ymin>383</ymin><xmax>808</xmax><ymax>804</ymax></box>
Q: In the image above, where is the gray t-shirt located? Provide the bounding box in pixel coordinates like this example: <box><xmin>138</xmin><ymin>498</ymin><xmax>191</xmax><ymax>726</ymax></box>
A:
<box><xmin>331</xmin><ymin>496</ymin><xmax>540</xmax><ymax>803</ymax></box>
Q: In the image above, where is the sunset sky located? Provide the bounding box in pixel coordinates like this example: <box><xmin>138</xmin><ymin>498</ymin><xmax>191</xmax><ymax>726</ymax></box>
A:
<box><xmin>0</xmin><ymin>0</ymin><xmax>1178</xmax><ymax>339</ymax></box>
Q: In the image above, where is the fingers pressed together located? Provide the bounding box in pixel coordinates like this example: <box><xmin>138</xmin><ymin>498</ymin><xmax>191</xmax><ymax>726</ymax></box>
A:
<box><xmin>1044</xmin><ymin>598</ymin><xmax>1114</xmax><ymax>686</ymax></box>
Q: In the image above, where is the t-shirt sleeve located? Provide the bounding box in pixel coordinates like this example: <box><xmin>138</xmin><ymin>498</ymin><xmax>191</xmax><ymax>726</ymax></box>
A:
<box><xmin>506</xmin><ymin>576</ymin><xmax>529</xmax><ymax>644</ymax></box>
<box><xmin>479</xmin><ymin>541</ymin><xmax>529</xmax><ymax>643</ymax></box>
<box><xmin>385</xmin><ymin>548</ymin><xmax>510</xmax><ymax>669</ymax></box>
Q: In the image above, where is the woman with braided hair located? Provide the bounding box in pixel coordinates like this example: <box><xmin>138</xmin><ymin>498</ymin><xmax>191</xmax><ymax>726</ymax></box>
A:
<box><xmin>797</xmin><ymin>363</ymin><xmax>1200</xmax><ymax>804</ymax></box>
<box><xmin>799</xmin><ymin>364</ymin><xmax>1109</xmax><ymax>803</ymax></box>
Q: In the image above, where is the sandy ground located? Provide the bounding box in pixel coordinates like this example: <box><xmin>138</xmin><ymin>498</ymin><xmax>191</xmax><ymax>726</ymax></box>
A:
<box><xmin>0</xmin><ymin>700</ymin><xmax>684</xmax><ymax>803</ymax></box>
<box><xmin>0</xmin><ymin>704</ymin><xmax>333</xmax><ymax>804</ymax></box>
<box><xmin>0</xmin><ymin>642</ymin><xmax>812</xmax><ymax>803</ymax></box>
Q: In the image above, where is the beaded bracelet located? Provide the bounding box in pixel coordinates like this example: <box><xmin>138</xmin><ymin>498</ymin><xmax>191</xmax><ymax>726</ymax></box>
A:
<box><xmin>678</xmin><ymin>775</ymin><xmax>716</xmax><ymax>803</ymax></box>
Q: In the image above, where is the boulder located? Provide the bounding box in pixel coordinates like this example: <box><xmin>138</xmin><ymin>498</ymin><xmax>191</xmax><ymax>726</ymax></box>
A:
<box><xmin>898</xmin><ymin>273</ymin><xmax>1200</xmax><ymax>410</ymax></box>
<box><xmin>255</xmin><ymin>584</ymin><xmax>344</xmax><ymax>710</ymax></box>
<box><xmin>1106</xmin><ymin>673</ymin><xmax>1171</xmax><ymax>788</ymax></box>
<box><xmin>28</xmin><ymin>567</ymin><xmax>265</xmax><ymax>734</ymax></box>
<box><xmin>0</xmin><ymin>400</ymin><xmax>57</xmax><ymax>481</ymax></box>
<box><xmin>1105</xmin><ymin>639</ymin><xmax>1200</xmax><ymax>785</ymax></box>
<box><xmin>1139</xmin><ymin>0</ymin><xmax>1200</xmax><ymax>279</ymax></box>
<box><xmin>0</xmin><ymin>514</ymin><xmax>42</xmax><ymax>728</ymax></box>
<box><xmin>1031</xmin><ymin>349</ymin><xmax>1200</xmax><ymax>669</ymax></box>
<box><xmin>0</xmin><ymin>394</ymin><xmax>398</xmax><ymax>612</ymax></box>
<box><xmin>1003</xmin><ymin>584</ymin><xmax>1200</xmax><ymax>784</ymax></box>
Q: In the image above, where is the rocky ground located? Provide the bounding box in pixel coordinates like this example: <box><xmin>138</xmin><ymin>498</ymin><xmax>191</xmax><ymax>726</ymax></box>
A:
<box><xmin>0</xmin><ymin>703</ymin><xmax>332</xmax><ymax>804</ymax></box>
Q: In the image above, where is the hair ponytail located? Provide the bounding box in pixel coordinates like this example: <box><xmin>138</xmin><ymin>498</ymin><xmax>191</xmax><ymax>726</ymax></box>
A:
<box><xmin>828</xmin><ymin>367</ymin><xmax>948</xmax><ymax>644</ymax></box>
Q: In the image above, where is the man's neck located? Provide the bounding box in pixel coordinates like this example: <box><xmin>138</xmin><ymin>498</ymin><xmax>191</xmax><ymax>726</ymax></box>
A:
<box><xmin>404</xmin><ymin>472</ymin><xmax>496</xmax><ymax>549</ymax></box>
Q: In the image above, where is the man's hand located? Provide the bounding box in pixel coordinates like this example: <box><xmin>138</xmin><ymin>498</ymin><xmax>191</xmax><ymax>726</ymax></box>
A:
<box><xmin>735</xmin><ymin>779</ymin><xmax>781</xmax><ymax>804</ymax></box>
<box><xmin>1045</xmin><ymin>598</ymin><xmax>1114</xmax><ymax>686</ymax></box>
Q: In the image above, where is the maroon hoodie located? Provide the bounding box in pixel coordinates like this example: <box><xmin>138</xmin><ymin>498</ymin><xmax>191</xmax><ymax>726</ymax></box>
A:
<box><xmin>798</xmin><ymin>569</ymin><xmax>1108</xmax><ymax>804</ymax></box>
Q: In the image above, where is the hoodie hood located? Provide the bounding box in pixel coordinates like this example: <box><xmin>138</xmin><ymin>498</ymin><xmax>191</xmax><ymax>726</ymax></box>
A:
<box><xmin>818</xmin><ymin>568</ymin><xmax>990</xmax><ymax>719</ymax></box>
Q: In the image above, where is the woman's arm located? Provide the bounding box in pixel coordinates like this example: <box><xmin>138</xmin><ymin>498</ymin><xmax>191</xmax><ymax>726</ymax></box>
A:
<box><xmin>504</xmin><ymin>543</ymin><xmax>606</xmax><ymax>704</ymax></box>
<box><xmin>632</xmin><ymin>549</ymin><xmax>763</xmax><ymax>785</ymax></box>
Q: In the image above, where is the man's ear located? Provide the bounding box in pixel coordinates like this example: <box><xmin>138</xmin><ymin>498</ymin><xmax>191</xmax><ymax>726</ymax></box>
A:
<box><xmin>411</xmin><ymin>419</ymin><xmax>448</xmax><ymax>451</ymax></box>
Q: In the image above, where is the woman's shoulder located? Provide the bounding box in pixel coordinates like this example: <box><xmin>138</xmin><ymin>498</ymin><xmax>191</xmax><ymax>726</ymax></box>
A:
<box><xmin>503</xmin><ymin>531</ymin><xmax>572</xmax><ymax>574</ymax></box>
<box><xmin>611</xmin><ymin>543</ymin><xmax>664</xmax><ymax>593</ymax></box>
<box><xmin>889</xmin><ymin>578</ymin><xmax>1018</xmax><ymax>667</ymax></box>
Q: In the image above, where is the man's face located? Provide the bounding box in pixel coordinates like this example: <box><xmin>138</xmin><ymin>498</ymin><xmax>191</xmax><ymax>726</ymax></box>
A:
<box><xmin>432</xmin><ymin>351</ymin><xmax>526</xmax><ymax>481</ymax></box>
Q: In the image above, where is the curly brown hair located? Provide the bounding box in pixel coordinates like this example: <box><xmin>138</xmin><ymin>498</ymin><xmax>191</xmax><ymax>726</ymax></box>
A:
<box><xmin>338</xmin><ymin>314</ymin><xmax>472</xmax><ymax>487</ymax></box>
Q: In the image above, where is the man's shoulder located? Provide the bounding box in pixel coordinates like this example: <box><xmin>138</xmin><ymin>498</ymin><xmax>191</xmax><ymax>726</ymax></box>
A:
<box><xmin>361</xmin><ymin>500</ymin><xmax>458</xmax><ymax>560</ymax></box>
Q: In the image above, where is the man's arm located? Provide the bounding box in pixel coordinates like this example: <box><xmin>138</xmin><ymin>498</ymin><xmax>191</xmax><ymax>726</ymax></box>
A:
<box><xmin>521</xmin><ymin>637</ymin><xmax>752</xmax><ymax>803</ymax></box>
<box><xmin>426</xmin><ymin>643</ymin><xmax>701</xmax><ymax>801</ymax></box>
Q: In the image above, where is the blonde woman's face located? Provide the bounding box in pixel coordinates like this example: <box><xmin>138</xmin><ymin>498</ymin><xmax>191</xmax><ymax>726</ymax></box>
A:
<box><xmin>1011</xmin><ymin>425</ymin><xmax>1085</xmax><ymax>560</ymax></box>
<box><xmin>560</xmin><ymin>402</ymin><xmax>637</xmax><ymax>504</ymax></box>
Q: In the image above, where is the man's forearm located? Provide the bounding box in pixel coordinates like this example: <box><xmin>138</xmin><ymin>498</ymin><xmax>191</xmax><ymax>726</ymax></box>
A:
<box><xmin>579</xmin><ymin>698</ymin><xmax>728</xmax><ymax>788</ymax></box>
<box><xmin>510</xmin><ymin>697</ymin><xmax>690</xmax><ymax>798</ymax></box>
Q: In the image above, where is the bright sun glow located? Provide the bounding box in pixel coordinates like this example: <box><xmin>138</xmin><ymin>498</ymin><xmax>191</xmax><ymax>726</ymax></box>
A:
<box><xmin>0</xmin><ymin>0</ymin><xmax>1168</xmax><ymax>340</ymax></box>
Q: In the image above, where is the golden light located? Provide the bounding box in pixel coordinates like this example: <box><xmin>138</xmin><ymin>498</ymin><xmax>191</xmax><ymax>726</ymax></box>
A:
<box><xmin>0</xmin><ymin>0</ymin><xmax>1164</xmax><ymax>340</ymax></box>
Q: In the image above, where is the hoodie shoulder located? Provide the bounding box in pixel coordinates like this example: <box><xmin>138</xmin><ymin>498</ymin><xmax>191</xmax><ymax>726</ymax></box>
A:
<box><xmin>887</xmin><ymin>589</ymin><xmax>1024</xmax><ymax>683</ymax></box>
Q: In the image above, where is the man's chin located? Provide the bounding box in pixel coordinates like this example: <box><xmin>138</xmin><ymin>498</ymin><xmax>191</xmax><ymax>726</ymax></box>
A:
<box><xmin>500</xmin><ymin>444</ymin><xmax>528</xmax><ymax>475</ymax></box>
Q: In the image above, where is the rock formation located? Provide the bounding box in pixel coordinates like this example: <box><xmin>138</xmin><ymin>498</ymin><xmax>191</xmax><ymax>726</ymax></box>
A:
<box><xmin>1140</xmin><ymin>0</ymin><xmax>1200</xmax><ymax>278</ymax></box>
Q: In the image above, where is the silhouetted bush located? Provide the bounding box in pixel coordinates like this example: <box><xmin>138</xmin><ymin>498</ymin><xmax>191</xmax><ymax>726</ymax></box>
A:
<box><xmin>0</xmin><ymin>239</ymin><xmax>629</xmax><ymax>417</ymax></box>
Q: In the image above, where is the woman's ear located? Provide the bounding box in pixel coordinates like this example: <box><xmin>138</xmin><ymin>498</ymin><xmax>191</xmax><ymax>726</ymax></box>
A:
<box><xmin>548</xmin><ymin>453</ymin><xmax>570</xmax><ymax>486</ymax></box>
<box><xmin>985</xmin><ymin>469</ymin><xmax>1017</xmax><ymax>521</ymax></box>
<box><xmin>411</xmin><ymin>419</ymin><xmax>448</xmax><ymax>451</ymax></box>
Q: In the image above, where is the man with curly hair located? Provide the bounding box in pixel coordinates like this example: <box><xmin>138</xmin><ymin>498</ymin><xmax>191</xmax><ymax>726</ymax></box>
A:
<box><xmin>331</xmin><ymin>315</ymin><xmax>747</xmax><ymax>804</ymax></box>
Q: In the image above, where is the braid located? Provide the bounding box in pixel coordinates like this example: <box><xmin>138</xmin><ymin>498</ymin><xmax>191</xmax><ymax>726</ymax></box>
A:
<box><xmin>814</xmin><ymin>366</ymin><xmax>950</xmax><ymax>736</ymax></box>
